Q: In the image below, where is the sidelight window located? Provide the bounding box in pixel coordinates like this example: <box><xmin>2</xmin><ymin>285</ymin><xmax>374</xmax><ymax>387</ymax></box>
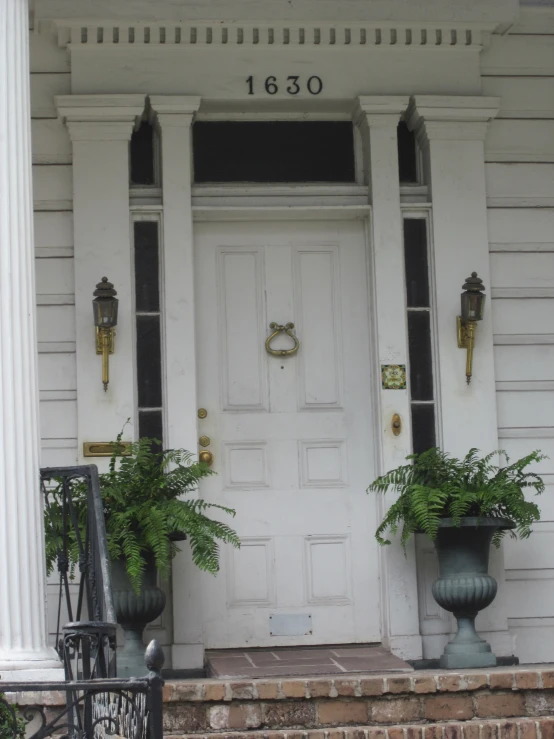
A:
<box><xmin>133</xmin><ymin>218</ymin><xmax>164</xmax><ymax>447</ymax></box>
<box><xmin>403</xmin><ymin>216</ymin><xmax>437</xmax><ymax>454</ymax></box>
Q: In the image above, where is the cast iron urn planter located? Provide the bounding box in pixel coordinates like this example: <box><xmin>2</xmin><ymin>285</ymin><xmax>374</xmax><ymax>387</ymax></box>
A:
<box><xmin>111</xmin><ymin>556</ymin><xmax>166</xmax><ymax>677</ymax></box>
<box><xmin>432</xmin><ymin>516</ymin><xmax>515</xmax><ymax>669</ymax></box>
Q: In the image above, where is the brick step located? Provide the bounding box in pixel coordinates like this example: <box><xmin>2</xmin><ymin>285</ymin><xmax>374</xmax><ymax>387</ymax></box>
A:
<box><xmin>167</xmin><ymin>717</ymin><xmax>554</xmax><ymax>739</ymax></box>
<box><xmin>162</xmin><ymin>668</ymin><xmax>554</xmax><ymax>735</ymax></box>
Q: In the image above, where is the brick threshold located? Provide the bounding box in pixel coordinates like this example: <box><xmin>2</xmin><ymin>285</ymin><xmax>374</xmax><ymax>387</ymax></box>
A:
<box><xmin>169</xmin><ymin>716</ymin><xmax>554</xmax><ymax>739</ymax></box>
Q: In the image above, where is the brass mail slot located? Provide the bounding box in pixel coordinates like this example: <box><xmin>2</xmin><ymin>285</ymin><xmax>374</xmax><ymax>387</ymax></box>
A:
<box><xmin>83</xmin><ymin>441</ymin><xmax>132</xmax><ymax>457</ymax></box>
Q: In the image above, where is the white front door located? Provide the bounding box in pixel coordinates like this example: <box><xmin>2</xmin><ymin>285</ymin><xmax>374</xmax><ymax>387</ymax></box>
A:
<box><xmin>195</xmin><ymin>219</ymin><xmax>380</xmax><ymax>648</ymax></box>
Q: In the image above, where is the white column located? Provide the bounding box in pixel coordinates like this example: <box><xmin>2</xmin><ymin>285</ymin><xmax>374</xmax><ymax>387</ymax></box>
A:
<box><xmin>407</xmin><ymin>96</ymin><xmax>512</xmax><ymax>656</ymax></box>
<box><xmin>149</xmin><ymin>96</ymin><xmax>203</xmax><ymax>670</ymax></box>
<box><xmin>0</xmin><ymin>0</ymin><xmax>61</xmax><ymax>679</ymax></box>
<box><xmin>355</xmin><ymin>97</ymin><xmax>422</xmax><ymax>660</ymax></box>
<box><xmin>55</xmin><ymin>96</ymin><xmax>145</xmax><ymax>458</ymax></box>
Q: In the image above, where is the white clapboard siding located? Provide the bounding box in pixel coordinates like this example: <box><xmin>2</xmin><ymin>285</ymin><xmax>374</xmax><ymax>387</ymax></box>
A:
<box><xmin>486</xmin><ymin>163</ymin><xmax>554</xmax><ymax>206</ymax></box>
<box><xmin>33</xmin><ymin>165</ymin><xmax>73</xmax><ymax>210</ymax></box>
<box><xmin>38</xmin><ymin>353</ymin><xmax>77</xmax><ymax>392</ymax></box>
<box><xmin>34</xmin><ymin>212</ymin><xmax>73</xmax><ymax>256</ymax></box>
<box><xmin>40</xmin><ymin>399</ymin><xmax>78</xmax><ymax>439</ymax></box>
<box><xmin>31</xmin><ymin>73</ymin><xmax>71</xmax><ymax>118</ymax></box>
<box><xmin>30</xmin><ymin>28</ymin><xmax>70</xmax><ymax>73</ymax></box>
<box><xmin>32</xmin><ymin>119</ymin><xmax>72</xmax><ymax>165</ymax></box>
<box><xmin>488</xmin><ymin>208</ymin><xmax>554</xmax><ymax>248</ymax></box>
<box><xmin>37</xmin><ymin>305</ymin><xmax>76</xmax><ymax>344</ymax></box>
<box><xmin>481</xmin><ymin>34</ymin><xmax>554</xmax><ymax>76</ymax></box>
<box><xmin>35</xmin><ymin>257</ymin><xmax>75</xmax><ymax>297</ymax></box>
<box><xmin>495</xmin><ymin>345</ymin><xmax>554</xmax><ymax>383</ymax></box>
<box><xmin>505</xmin><ymin>521</ymin><xmax>554</xmax><ymax>574</ymax></box>
<box><xmin>41</xmin><ymin>440</ymin><xmax>79</xmax><ymax>468</ymax></box>
<box><xmin>500</xmin><ymin>439</ymin><xmax>554</xmax><ymax>477</ymax></box>
<box><xmin>482</xmin><ymin>77</ymin><xmax>554</xmax><ymax>119</ymax></box>
<box><xmin>497</xmin><ymin>391</ymin><xmax>554</xmax><ymax>429</ymax></box>
<box><xmin>490</xmin><ymin>253</ymin><xmax>554</xmax><ymax>288</ymax></box>
<box><xmin>486</xmin><ymin>120</ymin><xmax>554</xmax><ymax>163</ymax></box>
<box><xmin>492</xmin><ymin>298</ymin><xmax>554</xmax><ymax>335</ymax></box>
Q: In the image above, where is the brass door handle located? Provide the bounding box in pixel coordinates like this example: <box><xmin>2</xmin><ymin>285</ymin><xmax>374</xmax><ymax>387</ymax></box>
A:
<box><xmin>265</xmin><ymin>322</ymin><xmax>299</xmax><ymax>357</ymax></box>
<box><xmin>199</xmin><ymin>450</ymin><xmax>214</xmax><ymax>466</ymax></box>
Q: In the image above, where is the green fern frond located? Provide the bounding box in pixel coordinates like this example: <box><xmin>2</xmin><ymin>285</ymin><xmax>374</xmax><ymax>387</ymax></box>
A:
<box><xmin>368</xmin><ymin>447</ymin><xmax>545</xmax><ymax>552</ymax></box>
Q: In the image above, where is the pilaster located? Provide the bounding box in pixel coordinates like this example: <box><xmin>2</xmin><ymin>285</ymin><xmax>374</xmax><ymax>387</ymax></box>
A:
<box><xmin>407</xmin><ymin>95</ymin><xmax>511</xmax><ymax>656</ymax></box>
<box><xmin>149</xmin><ymin>95</ymin><xmax>203</xmax><ymax>670</ymax></box>
<box><xmin>0</xmin><ymin>0</ymin><xmax>61</xmax><ymax>679</ymax></box>
<box><xmin>56</xmin><ymin>94</ymin><xmax>145</xmax><ymax>459</ymax></box>
<box><xmin>355</xmin><ymin>96</ymin><xmax>422</xmax><ymax>661</ymax></box>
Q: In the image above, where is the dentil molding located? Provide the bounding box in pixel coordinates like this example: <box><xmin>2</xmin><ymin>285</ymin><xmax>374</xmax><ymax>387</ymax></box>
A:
<box><xmin>42</xmin><ymin>19</ymin><xmax>494</xmax><ymax>50</ymax></box>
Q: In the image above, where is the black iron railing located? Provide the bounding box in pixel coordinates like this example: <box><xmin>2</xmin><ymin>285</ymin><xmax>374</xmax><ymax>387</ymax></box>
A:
<box><xmin>41</xmin><ymin>465</ymin><xmax>117</xmax><ymax>679</ymax></box>
<box><xmin>0</xmin><ymin>640</ymin><xmax>164</xmax><ymax>739</ymax></box>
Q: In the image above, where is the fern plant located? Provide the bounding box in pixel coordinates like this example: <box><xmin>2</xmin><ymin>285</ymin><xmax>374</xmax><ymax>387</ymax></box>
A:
<box><xmin>45</xmin><ymin>435</ymin><xmax>240</xmax><ymax>593</ymax></box>
<box><xmin>0</xmin><ymin>697</ymin><xmax>25</xmax><ymax>739</ymax></box>
<box><xmin>368</xmin><ymin>447</ymin><xmax>545</xmax><ymax>550</ymax></box>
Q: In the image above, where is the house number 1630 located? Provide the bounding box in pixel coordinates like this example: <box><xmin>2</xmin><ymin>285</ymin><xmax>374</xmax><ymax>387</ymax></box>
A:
<box><xmin>246</xmin><ymin>75</ymin><xmax>323</xmax><ymax>95</ymax></box>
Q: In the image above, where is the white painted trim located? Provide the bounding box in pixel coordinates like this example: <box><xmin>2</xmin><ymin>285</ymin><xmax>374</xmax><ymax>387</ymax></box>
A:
<box><xmin>499</xmin><ymin>427</ymin><xmax>554</xmax><ymax>439</ymax></box>
<box><xmin>40</xmin><ymin>390</ymin><xmax>77</xmax><ymax>401</ymax></box>
<box><xmin>55</xmin><ymin>94</ymin><xmax>146</xmax><ymax>124</ymax></box>
<box><xmin>38</xmin><ymin>342</ymin><xmax>76</xmax><ymax>353</ymax></box>
<box><xmin>36</xmin><ymin>293</ymin><xmax>74</xmax><ymax>305</ymax></box>
<box><xmin>41</xmin><ymin>438</ymin><xmax>77</xmax><ymax>449</ymax></box>
<box><xmin>36</xmin><ymin>246</ymin><xmax>74</xmax><ymax>258</ymax></box>
<box><xmin>494</xmin><ymin>334</ymin><xmax>554</xmax><ymax>346</ymax></box>
<box><xmin>492</xmin><ymin>287</ymin><xmax>554</xmax><ymax>299</ymax></box>
<box><xmin>489</xmin><ymin>243</ymin><xmax>554</xmax><ymax>253</ymax></box>
<box><xmin>496</xmin><ymin>381</ymin><xmax>554</xmax><ymax>392</ymax></box>
<box><xmin>48</xmin><ymin>20</ymin><xmax>492</xmax><ymax>50</ymax></box>
<box><xmin>192</xmin><ymin>205</ymin><xmax>370</xmax><ymax>222</ymax></box>
<box><xmin>487</xmin><ymin>198</ymin><xmax>554</xmax><ymax>208</ymax></box>
<box><xmin>34</xmin><ymin>200</ymin><xmax>72</xmax><ymax>212</ymax></box>
<box><xmin>357</xmin><ymin>97</ymin><xmax>422</xmax><ymax>661</ymax></box>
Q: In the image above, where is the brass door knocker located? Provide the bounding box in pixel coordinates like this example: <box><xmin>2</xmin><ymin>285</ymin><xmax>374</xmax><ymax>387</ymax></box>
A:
<box><xmin>265</xmin><ymin>322</ymin><xmax>300</xmax><ymax>357</ymax></box>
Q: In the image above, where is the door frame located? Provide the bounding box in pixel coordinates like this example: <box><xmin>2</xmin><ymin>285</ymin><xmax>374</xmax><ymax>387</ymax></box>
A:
<box><xmin>152</xmin><ymin>99</ymin><xmax>423</xmax><ymax>667</ymax></box>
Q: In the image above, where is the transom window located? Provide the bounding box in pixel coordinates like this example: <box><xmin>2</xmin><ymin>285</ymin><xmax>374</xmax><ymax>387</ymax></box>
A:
<box><xmin>192</xmin><ymin>121</ymin><xmax>356</xmax><ymax>183</ymax></box>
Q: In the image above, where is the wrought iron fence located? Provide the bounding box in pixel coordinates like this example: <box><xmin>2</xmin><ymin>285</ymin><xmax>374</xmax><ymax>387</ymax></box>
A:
<box><xmin>0</xmin><ymin>641</ymin><xmax>164</xmax><ymax>739</ymax></box>
<box><xmin>41</xmin><ymin>465</ymin><xmax>117</xmax><ymax>679</ymax></box>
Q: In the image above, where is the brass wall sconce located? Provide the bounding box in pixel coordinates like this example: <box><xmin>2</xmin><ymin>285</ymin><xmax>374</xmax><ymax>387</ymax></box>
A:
<box><xmin>457</xmin><ymin>271</ymin><xmax>486</xmax><ymax>385</ymax></box>
<box><xmin>92</xmin><ymin>277</ymin><xmax>119</xmax><ymax>391</ymax></box>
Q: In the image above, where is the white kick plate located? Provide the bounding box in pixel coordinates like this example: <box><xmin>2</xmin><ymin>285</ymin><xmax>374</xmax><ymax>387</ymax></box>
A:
<box><xmin>269</xmin><ymin>613</ymin><xmax>313</xmax><ymax>636</ymax></box>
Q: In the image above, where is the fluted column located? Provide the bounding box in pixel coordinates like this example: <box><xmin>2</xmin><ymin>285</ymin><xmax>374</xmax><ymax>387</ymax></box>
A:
<box><xmin>0</xmin><ymin>0</ymin><xmax>61</xmax><ymax>679</ymax></box>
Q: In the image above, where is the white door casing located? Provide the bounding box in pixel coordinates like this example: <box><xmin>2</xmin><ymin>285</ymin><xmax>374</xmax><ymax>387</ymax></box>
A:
<box><xmin>195</xmin><ymin>219</ymin><xmax>380</xmax><ymax>648</ymax></box>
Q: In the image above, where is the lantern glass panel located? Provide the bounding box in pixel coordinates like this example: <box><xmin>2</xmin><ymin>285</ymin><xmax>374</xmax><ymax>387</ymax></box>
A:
<box><xmin>93</xmin><ymin>299</ymin><xmax>119</xmax><ymax>328</ymax></box>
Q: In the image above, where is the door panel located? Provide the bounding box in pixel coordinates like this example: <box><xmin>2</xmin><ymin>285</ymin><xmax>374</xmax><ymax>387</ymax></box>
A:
<box><xmin>195</xmin><ymin>220</ymin><xmax>379</xmax><ymax>648</ymax></box>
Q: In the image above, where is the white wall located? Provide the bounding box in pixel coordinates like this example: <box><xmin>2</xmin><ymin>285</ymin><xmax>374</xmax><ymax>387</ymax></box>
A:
<box><xmin>483</xmin><ymin>6</ymin><xmax>554</xmax><ymax>664</ymax></box>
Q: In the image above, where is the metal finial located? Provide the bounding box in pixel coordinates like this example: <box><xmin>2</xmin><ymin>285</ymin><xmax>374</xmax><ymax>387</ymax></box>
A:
<box><xmin>145</xmin><ymin>639</ymin><xmax>165</xmax><ymax>674</ymax></box>
<box><xmin>462</xmin><ymin>272</ymin><xmax>485</xmax><ymax>293</ymax></box>
<box><xmin>93</xmin><ymin>276</ymin><xmax>117</xmax><ymax>299</ymax></box>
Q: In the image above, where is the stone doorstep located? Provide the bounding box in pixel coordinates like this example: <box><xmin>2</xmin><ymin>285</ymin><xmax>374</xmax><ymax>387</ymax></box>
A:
<box><xmin>167</xmin><ymin>717</ymin><xmax>554</xmax><ymax>739</ymax></box>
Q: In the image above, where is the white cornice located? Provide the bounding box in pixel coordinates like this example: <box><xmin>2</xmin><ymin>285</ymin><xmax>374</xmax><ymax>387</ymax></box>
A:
<box><xmin>406</xmin><ymin>95</ymin><xmax>500</xmax><ymax>143</ymax></box>
<box><xmin>150</xmin><ymin>95</ymin><xmax>201</xmax><ymax>117</ymax></box>
<box><xmin>354</xmin><ymin>96</ymin><xmax>410</xmax><ymax>126</ymax></box>
<box><xmin>55</xmin><ymin>94</ymin><xmax>146</xmax><ymax>140</ymax></box>
<box><xmin>56</xmin><ymin>94</ymin><xmax>146</xmax><ymax>122</ymax></box>
<box><xmin>43</xmin><ymin>19</ymin><xmax>494</xmax><ymax>50</ymax></box>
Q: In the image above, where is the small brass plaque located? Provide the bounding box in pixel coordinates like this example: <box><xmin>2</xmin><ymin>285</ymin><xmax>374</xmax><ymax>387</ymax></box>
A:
<box><xmin>83</xmin><ymin>441</ymin><xmax>132</xmax><ymax>457</ymax></box>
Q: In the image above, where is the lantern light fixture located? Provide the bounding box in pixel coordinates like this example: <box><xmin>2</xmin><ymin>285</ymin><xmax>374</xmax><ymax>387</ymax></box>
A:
<box><xmin>92</xmin><ymin>277</ymin><xmax>119</xmax><ymax>392</ymax></box>
<box><xmin>457</xmin><ymin>271</ymin><xmax>486</xmax><ymax>385</ymax></box>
